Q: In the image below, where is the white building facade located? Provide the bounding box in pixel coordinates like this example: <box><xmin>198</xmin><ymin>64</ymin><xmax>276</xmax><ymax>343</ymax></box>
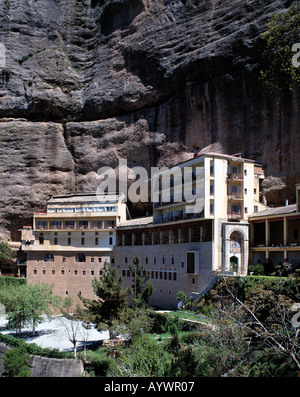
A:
<box><xmin>114</xmin><ymin>152</ymin><xmax>267</xmax><ymax>308</ymax></box>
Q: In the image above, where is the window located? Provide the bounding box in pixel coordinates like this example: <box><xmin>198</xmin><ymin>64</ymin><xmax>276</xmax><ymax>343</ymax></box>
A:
<box><xmin>44</xmin><ymin>253</ymin><xmax>54</xmax><ymax>263</ymax></box>
<box><xmin>95</xmin><ymin>237</ymin><xmax>99</xmax><ymax>245</ymax></box>
<box><xmin>231</xmin><ymin>185</ymin><xmax>237</xmax><ymax>194</ymax></box>
<box><xmin>61</xmin><ymin>269</ymin><xmax>65</xmax><ymax>275</ymax></box>
<box><xmin>91</xmin><ymin>257</ymin><xmax>95</xmax><ymax>263</ymax></box>
<box><xmin>79</xmin><ymin>221</ymin><xmax>89</xmax><ymax>229</ymax></box>
<box><xmin>39</xmin><ymin>234</ymin><xmax>44</xmax><ymax>245</ymax></box>
<box><xmin>36</xmin><ymin>220</ymin><xmax>48</xmax><ymax>230</ymax></box>
<box><xmin>62</xmin><ymin>257</ymin><xmax>66</xmax><ymax>263</ymax></box>
<box><xmin>52</xmin><ymin>269</ymin><xmax>55</xmax><ymax>275</ymax></box>
<box><xmin>93</xmin><ymin>220</ymin><xmax>103</xmax><ymax>229</ymax></box>
<box><xmin>34</xmin><ymin>269</ymin><xmax>37</xmax><ymax>274</ymax></box>
<box><xmin>81</xmin><ymin>237</ymin><xmax>85</xmax><ymax>246</ymax></box>
<box><xmin>42</xmin><ymin>269</ymin><xmax>46</xmax><ymax>275</ymax></box>
<box><xmin>65</xmin><ymin>221</ymin><xmax>75</xmax><ymax>230</ymax></box>
<box><xmin>171</xmin><ymin>256</ymin><xmax>174</xmax><ymax>264</ymax></box>
<box><xmin>68</xmin><ymin>237</ymin><xmax>71</xmax><ymax>246</ymax></box>
<box><xmin>76</xmin><ymin>253</ymin><xmax>86</xmax><ymax>263</ymax></box>
<box><xmin>254</xmin><ymin>206</ymin><xmax>258</xmax><ymax>213</ymax></box>
<box><xmin>54</xmin><ymin>237</ymin><xmax>58</xmax><ymax>245</ymax></box>
<box><xmin>187</xmin><ymin>252</ymin><xmax>196</xmax><ymax>274</ymax></box>
<box><xmin>109</xmin><ymin>237</ymin><xmax>113</xmax><ymax>245</ymax></box>
<box><xmin>51</xmin><ymin>221</ymin><xmax>62</xmax><ymax>230</ymax></box>
<box><xmin>74</xmin><ymin>269</ymin><xmax>78</xmax><ymax>275</ymax></box>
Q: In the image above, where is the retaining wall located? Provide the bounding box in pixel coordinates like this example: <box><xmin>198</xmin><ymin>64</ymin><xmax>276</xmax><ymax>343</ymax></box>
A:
<box><xmin>0</xmin><ymin>342</ymin><xmax>84</xmax><ymax>377</ymax></box>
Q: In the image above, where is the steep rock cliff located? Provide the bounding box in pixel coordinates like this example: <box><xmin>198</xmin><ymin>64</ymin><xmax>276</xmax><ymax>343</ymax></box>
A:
<box><xmin>0</xmin><ymin>0</ymin><xmax>299</xmax><ymax>239</ymax></box>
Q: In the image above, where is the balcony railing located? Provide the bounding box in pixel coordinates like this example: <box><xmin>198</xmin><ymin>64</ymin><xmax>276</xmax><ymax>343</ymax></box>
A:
<box><xmin>36</xmin><ymin>222</ymin><xmax>115</xmax><ymax>230</ymax></box>
<box><xmin>228</xmin><ymin>173</ymin><xmax>244</xmax><ymax>181</ymax></box>
<box><xmin>228</xmin><ymin>211</ymin><xmax>243</xmax><ymax>219</ymax></box>
<box><xmin>228</xmin><ymin>193</ymin><xmax>244</xmax><ymax>201</ymax></box>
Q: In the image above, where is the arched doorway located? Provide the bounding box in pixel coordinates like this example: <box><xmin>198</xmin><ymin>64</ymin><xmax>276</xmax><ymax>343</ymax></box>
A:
<box><xmin>229</xmin><ymin>231</ymin><xmax>242</xmax><ymax>274</ymax></box>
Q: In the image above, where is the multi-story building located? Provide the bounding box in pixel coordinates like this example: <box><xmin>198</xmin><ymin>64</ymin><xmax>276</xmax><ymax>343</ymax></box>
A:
<box><xmin>113</xmin><ymin>152</ymin><xmax>267</xmax><ymax>308</ymax></box>
<box><xmin>20</xmin><ymin>193</ymin><xmax>126</xmax><ymax>307</ymax></box>
<box><xmin>19</xmin><ymin>152</ymin><xmax>268</xmax><ymax>310</ymax></box>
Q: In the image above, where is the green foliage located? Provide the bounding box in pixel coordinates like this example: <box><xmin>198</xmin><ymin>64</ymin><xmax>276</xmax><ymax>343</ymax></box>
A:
<box><xmin>112</xmin><ymin>307</ymin><xmax>154</xmax><ymax>341</ymax></box>
<box><xmin>260</xmin><ymin>2</ymin><xmax>300</xmax><ymax>100</ymax></box>
<box><xmin>0</xmin><ymin>283</ymin><xmax>54</xmax><ymax>335</ymax></box>
<box><xmin>0</xmin><ymin>276</ymin><xmax>26</xmax><ymax>287</ymax></box>
<box><xmin>163</xmin><ymin>313</ymin><xmax>183</xmax><ymax>336</ymax></box>
<box><xmin>254</xmin><ymin>263</ymin><xmax>265</xmax><ymax>275</ymax></box>
<box><xmin>0</xmin><ymin>333</ymin><xmax>72</xmax><ymax>359</ymax></box>
<box><xmin>128</xmin><ymin>256</ymin><xmax>155</xmax><ymax>307</ymax></box>
<box><xmin>3</xmin><ymin>343</ymin><xmax>31</xmax><ymax>377</ymax></box>
<box><xmin>79</xmin><ymin>262</ymin><xmax>131</xmax><ymax>337</ymax></box>
<box><xmin>0</xmin><ymin>241</ymin><xmax>16</xmax><ymax>261</ymax></box>
<box><xmin>115</xmin><ymin>334</ymin><xmax>172</xmax><ymax>377</ymax></box>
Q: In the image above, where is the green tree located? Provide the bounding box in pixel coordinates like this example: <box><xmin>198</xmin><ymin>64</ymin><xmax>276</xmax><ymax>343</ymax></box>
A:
<box><xmin>115</xmin><ymin>334</ymin><xmax>172</xmax><ymax>377</ymax></box>
<box><xmin>129</xmin><ymin>256</ymin><xmax>154</xmax><ymax>307</ymax></box>
<box><xmin>3</xmin><ymin>344</ymin><xmax>31</xmax><ymax>377</ymax></box>
<box><xmin>260</xmin><ymin>2</ymin><xmax>300</xmax><ymax>100</ymax></box>
<box><xmin>0</xmin><ymin>240</ymin><xmax>16</xmax><ymax>261</ymax></box>
<box><xmin>79</xmin><ymin>261</ymin><xmax>131</xmax><ymax>338</ymax></box>
<box><xmin>111</xmin><ymin>307</ymin><xmax>154</xmax><ymax>342</ymax></box>
<box><xmin>0</xmin><ymin>283</ymin><xmax>54</xmax><ymax>336</ymax></box>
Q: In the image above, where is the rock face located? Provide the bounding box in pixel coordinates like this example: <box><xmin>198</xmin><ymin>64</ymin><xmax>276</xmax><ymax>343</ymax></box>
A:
<box><xmin>0</xmin><ymin>0</ymin><xmax>299</xmax><ymax>239</ymax></box>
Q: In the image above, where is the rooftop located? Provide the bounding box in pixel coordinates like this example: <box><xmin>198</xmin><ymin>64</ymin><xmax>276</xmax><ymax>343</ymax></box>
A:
<box><xmin>249</xmin><ymin>204</ymin><xmax>297</xmax><ymax>219</ymax></box>
<box><xmin>117</xmin><ymin>216</ymin><xmax>153</xmax><ymax>229</ymax></box>
<box><xmin>171</xmin><ymin>151</ymin><xmax>257</xmax><ymax>169</ymax></box>
<box><xmin>47</xmin><ymin>193</ymin><xmax>124</xmax><ymax>205</ymax></box>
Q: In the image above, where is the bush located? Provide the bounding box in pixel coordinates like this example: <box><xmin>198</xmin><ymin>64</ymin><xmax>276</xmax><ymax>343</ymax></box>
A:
<box><xmin>0</xmin><ymin>333</ymin><xmax>72</xmax><ymax>359</ymax></box>
<box><xmin>3</xmin><ymin>344</ymin><xmax>31</xmax><ymax>377</ymax></box>
<box><xmin>254</xmin><ymin>263</ymin><xmax>265</xmax><ymax>275</ymax></box>
<box><xmin>0</xmin><ymin>277</ymin><xmax>26</xmax><ymax>287</ymax></box>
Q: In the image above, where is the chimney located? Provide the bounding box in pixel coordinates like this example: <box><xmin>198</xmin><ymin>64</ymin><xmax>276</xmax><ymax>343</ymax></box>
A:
<box><xmin>285</xmin><ymin>199</ymin><xmax>289</xmax><ymax>206</ymax></box>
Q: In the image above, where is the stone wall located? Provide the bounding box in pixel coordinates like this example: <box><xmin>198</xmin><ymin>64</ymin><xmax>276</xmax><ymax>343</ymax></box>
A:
<box><xmin>0</xmin><ymin>342</ymin><xmax>84</xmax><ymax>377</ymax></box>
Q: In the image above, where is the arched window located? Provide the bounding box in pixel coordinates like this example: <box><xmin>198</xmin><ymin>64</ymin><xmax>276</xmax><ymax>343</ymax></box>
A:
<box><xmin>44</xmin><ymin>253</ymin><xmax>54</xmax><ymax>263</ymax></box>
<box><xmin>230</xmin><ymin>232</ymin><xmax>242</xmax><ymax>254</ymax></box>
<box><xmin>76</xmin><ymin>253</ymin><xmax>86</xmax><ymax>263</ymax></box>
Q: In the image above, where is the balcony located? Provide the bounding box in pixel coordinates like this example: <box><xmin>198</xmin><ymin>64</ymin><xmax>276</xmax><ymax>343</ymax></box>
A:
<box><xmin>228</xmin><ymin>173</ymin><xmax>244</xmax><ymax>182</ymax></box>
<box><xmin>228</xmin><ymin>193</ymin><xmax>244</xmax><ymax>201</ymax></box>
<box><xmin>228</xmin><ymin>211</ymin><xmax>243</xmax><ymax>220</ymax></box>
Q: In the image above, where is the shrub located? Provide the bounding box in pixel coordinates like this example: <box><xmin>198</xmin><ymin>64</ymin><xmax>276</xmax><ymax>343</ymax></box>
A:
<box><xmin>254</xmin><ymin>263</ymin><xmax>265</xmax><ymax>275</ymax></box>
<box><xmin>3</xmin><ymin>344</ymin><xmax>31</xmax><ymax>377</ymax></box>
